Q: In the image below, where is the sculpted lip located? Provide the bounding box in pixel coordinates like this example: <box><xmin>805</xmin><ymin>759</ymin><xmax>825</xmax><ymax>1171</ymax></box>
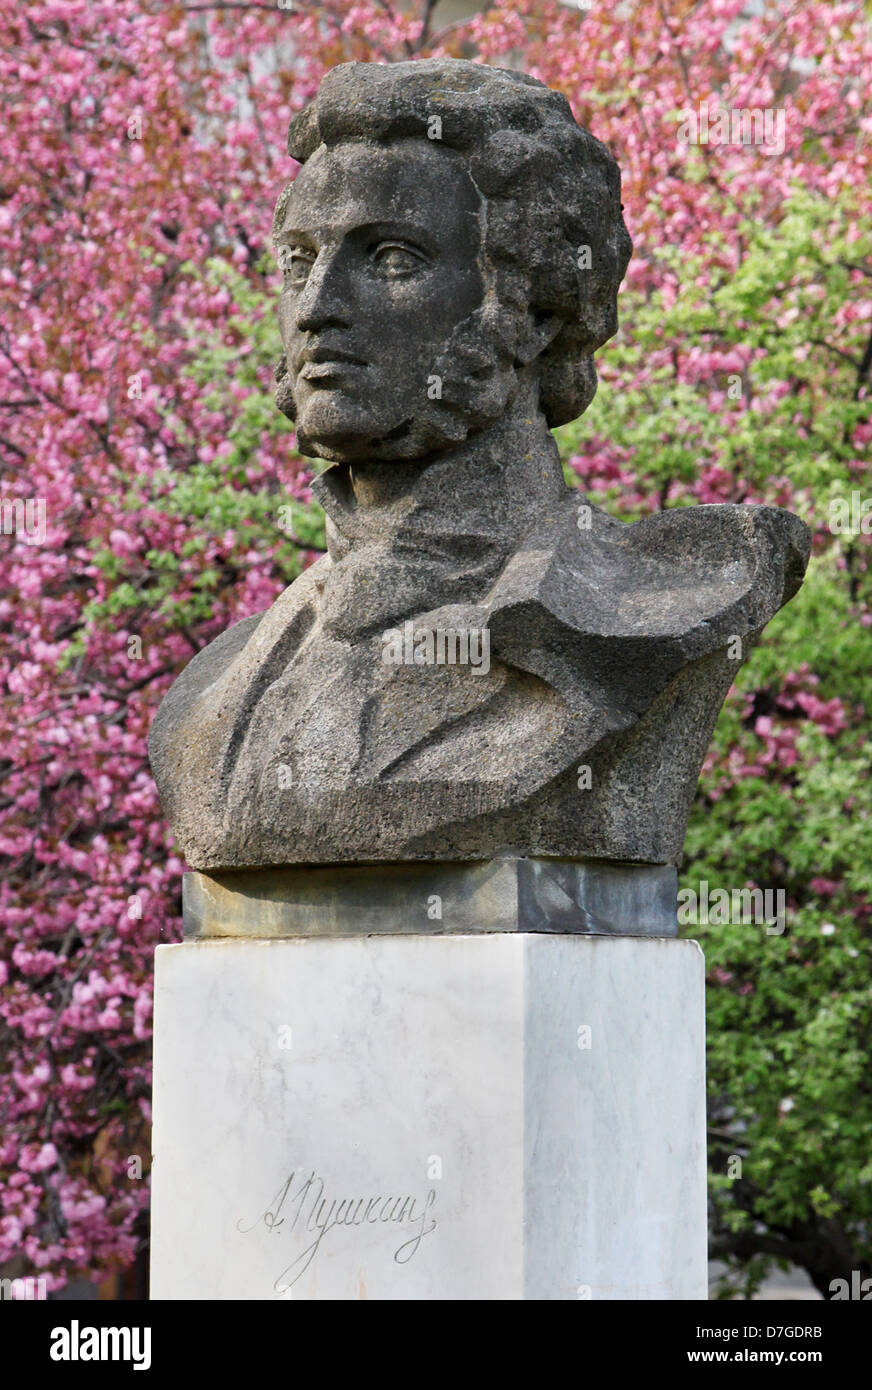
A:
<box><xmin>295</xmin><ymin>345</ymin><xmax>367</xmax><ymax>377</ymax></box>
<box><xmin>298</xmin><ymin>360</ymin><xmax>366</xmax><ymax>381</ymax></box>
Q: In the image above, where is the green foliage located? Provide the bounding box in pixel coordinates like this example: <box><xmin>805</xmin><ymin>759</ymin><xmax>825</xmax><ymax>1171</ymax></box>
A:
<box><xmin>681</xmin><ymin>560</ymin><xmax>872</xmax><ymax>1296</ymax></box>
<box><xmin>556</xmin><ymin>187</ymin><xmax>872</xmax><ymax>516</ymax></box>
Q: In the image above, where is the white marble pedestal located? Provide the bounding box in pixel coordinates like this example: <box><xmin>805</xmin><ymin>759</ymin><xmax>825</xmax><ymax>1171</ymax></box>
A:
<box><xmin>150</xmin><ymin>934</ymin><xmax>706</xmax><ymax>1300</ymax></box>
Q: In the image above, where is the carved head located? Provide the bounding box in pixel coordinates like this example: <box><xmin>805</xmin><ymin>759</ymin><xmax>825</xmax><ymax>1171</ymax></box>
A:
<box><xmin>272</xmin><ymin>59</ymin><xmax>632</xmax><ymax>463</ymax></box>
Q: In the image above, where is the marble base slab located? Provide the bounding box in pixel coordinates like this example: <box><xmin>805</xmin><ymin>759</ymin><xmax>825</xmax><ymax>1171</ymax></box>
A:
<box><xmin>151</xmin><ymin>934</ymin><xmax>706</xmax><ymax>1300</ymax></box>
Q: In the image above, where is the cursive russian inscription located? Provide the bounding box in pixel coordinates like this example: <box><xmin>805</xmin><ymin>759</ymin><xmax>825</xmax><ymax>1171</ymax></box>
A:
<box><xmin>237</xmin><ymin>1169</ymin><xmax>438</xmax><ymax>1293</ymax></box>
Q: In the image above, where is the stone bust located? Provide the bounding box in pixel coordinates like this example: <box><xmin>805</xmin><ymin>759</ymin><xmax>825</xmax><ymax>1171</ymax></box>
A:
<box><xmin>149</xmin><ymin>59</ymin><xmax>809</xmax><ymax>874</ymax></box>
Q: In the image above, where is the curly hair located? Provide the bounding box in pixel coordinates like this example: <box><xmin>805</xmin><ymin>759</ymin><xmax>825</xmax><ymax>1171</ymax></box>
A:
<box><xmin>274</xmin><ymin>58</ymin><xmax>632</xmax><ymax>428</ymax></box>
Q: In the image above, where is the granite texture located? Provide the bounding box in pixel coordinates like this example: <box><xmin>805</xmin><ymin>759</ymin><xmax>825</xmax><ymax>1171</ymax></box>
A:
<box><xmin>150</xmin><ymin>934</ymin><xmax>707</xmax><ymax>1299</ymax></box>
<box><xmin>182</xmin><ymin>858</ymin><xmax>680</xmax><ymax>939</ymax></box>
<box><xmin>149</xmin><ymin>59</ymin><xmax>810</xmax><ymax>871</ymax></box>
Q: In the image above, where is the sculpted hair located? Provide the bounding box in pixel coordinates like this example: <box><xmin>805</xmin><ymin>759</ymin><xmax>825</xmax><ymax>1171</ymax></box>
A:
<box><xmin>274</xmin><ymin>58</ymin><xmax>633</xmax><ymax>427</ymax></box>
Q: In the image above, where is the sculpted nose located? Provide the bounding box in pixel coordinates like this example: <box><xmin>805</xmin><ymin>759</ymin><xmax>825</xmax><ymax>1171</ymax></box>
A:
<box><xmin>294</xmin><ymin>253</ymin><xmax>351</xmax><ymax>333</ymax></box>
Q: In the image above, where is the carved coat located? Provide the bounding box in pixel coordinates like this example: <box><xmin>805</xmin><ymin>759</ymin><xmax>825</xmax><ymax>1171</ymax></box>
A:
<box><xmin>149</xmin><ymin>455</ymin><xmax>809</xmax><ymax>869</ymax></box>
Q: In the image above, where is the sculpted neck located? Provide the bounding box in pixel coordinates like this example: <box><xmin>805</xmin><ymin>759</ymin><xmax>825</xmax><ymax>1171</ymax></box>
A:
<box><xmin>312</xmin><ymin>393</ymin><xmax>567</xmax><ymax>556</ymax></box>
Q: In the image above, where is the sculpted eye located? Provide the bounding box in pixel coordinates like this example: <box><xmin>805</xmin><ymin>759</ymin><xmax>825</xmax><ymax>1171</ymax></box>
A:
<box><xmin>372</xmin><ymin>242</ymin><xmax>428</xmax><ymax>277</ymax></box>
<box><xmin>278</xmin><ymin>245</ymin><xmax>315</xmax><ymax>285</ymax></box>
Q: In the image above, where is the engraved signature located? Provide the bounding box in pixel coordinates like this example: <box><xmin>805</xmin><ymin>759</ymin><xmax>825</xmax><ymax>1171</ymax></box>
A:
<box><xmin>237</xmin><ymin>1169</ymin><xmax>438</xmax><ymax>1293</ymax></box>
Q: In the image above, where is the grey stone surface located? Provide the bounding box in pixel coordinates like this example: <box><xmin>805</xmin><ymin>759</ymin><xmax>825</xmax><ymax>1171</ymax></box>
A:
<box><xmin>149</xmin><ymin>59</ymin><xmax>810</xmax><ymax>872</ymax></box>
<box><xmin>182</xmin><ymin>858</ymin><xmax>679</xmax><ymax>939</ymax></box>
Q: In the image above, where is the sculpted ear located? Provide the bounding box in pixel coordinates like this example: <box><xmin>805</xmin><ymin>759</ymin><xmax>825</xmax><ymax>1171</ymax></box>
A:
<box><xmin>513</xmin><ymin>310</ymin><xmax>565</xmax><ymax>367</ymax></box>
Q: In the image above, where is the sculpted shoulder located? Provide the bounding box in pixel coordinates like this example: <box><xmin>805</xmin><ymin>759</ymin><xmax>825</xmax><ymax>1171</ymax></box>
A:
<box><xmin>148</xmin><ymin>553</ymin><xmax>331</xmax><ymax>845</ymax></box>
<box><xmin>488</xmin><ymin>496</ymin><xmax>809</xmax><ymax>673</ymax></box>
